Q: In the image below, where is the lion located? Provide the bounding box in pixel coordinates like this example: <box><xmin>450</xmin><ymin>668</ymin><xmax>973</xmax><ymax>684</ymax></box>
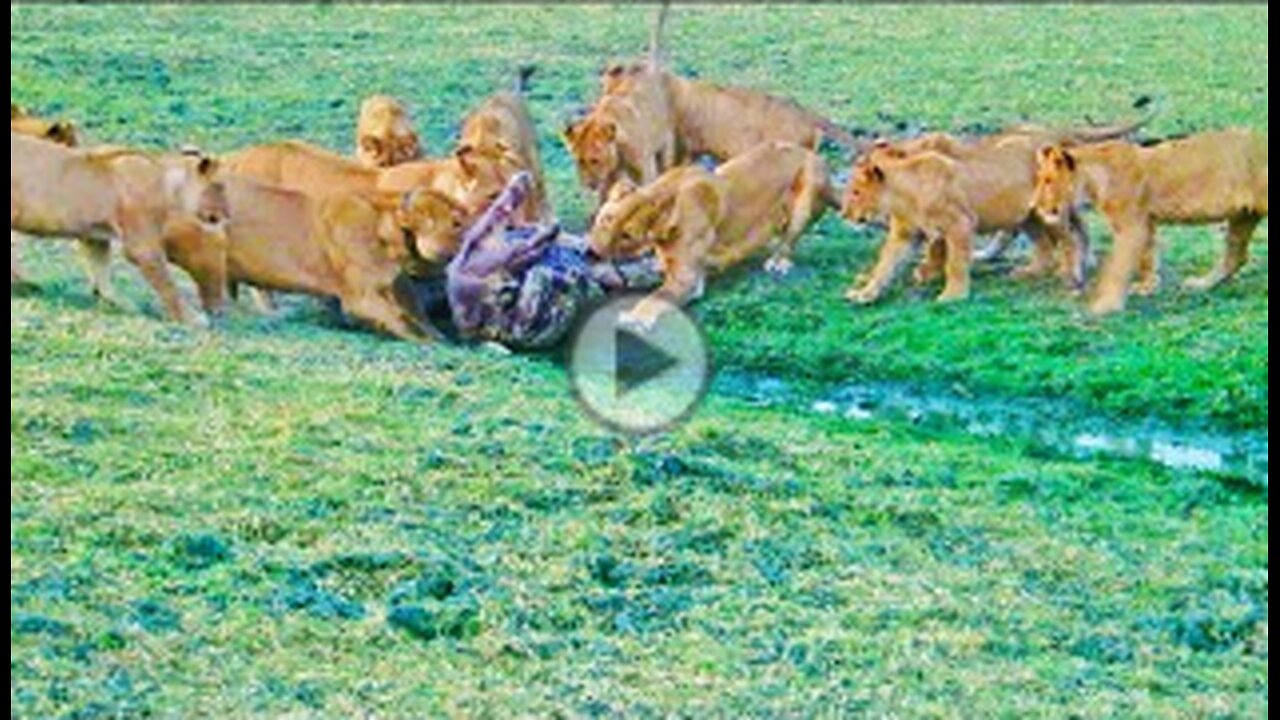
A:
<box><xmin>166</xmin><ymin>172</ymin><xmax>459</xmax><ymax>341</ymax></box>
<box><xmin>355</xmin><ymin>95</ymin><xmax>422</xmax><ymax>169</ymax></box>
<box><xmin>596</xmin><ymin>4</ymin><xmax>853</xmax><ymax>164</ymax></box>
<box><xmin>565</xmin><ymin>68</ymin><xmax>678</xmax><ymax>207</ymax></box>
<box><xmin>856</xmin><ymin>133</ymin><xmax>1094</xmax><ymax>292</ymax></box>
<box><xmin>11</xmin><ymin>133</ymin><xmax>228</xmax><ymax>325</ymax></box>
<box><xmin>841</xmin><ymin>135</ymin><xmax>1084</xmax><ymax>305</ymax></box>
<box><xmin>855</xmin><ymin>107</ymin><xmax>1157</xmax><ymax>287</ymax></box>
<box><xmin>455</xmin><ymin>67</ymin><xmax>549</xmax><ymax>222</ymax></box>
<box><xmin>9</xmin><ymin>105</ymin><xmax>110</xmax><ymax>297</ymax></box>
<box><xmin>1033</xmin><ymin>129</ymin><xmax>1268</xmax><ymax>315</ymax></box>
<box><xmin>225</xmin><ymin>140</ymin><xmax>480</xmax><ymax>263</ymax></box>
<box><xmin>664</xmin><ymin>74</ymin><xmax>856</xmax><ymax>161</ymax></box>
<box><xmin>589</xmin><ymin>141</ymin><xmax>836</xmax><ymax>329</ymax></box>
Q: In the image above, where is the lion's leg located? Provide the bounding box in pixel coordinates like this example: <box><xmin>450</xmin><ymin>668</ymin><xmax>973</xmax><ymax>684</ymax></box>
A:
<box><xmin>657</xmin><ymin>133</ymin><xmax>677</xmax><ymax>175</ymax></box>
<box><xmin>718</xmin><ymin>224</ymin><xmax>771</xmax><ymax>271</ymax></box>
<box><xmin>846</xmin><ymin>219</ymin><xmax>917</xmax><ymax>305</ymax></box>
<box><xmin>246</xmin><ymin>288</ymin><xmax>278</xmax><ymax>314</ymax></box>
<box><xmin>1011</xmin><ymin>218</ymin><xmax>1058</xmax><ymax>281</ymax></box>
<box><xmin>937</xmin><ymin>223</ymin><xmax>974</xmax><ymax>303</ymax></box>
<box><xmin>1132</xmin><ymin>220</ymin><xmax>1162</xmax><ymax>297</ymax></box>
<box><xmin>1184</xmin><ymin>214</ymin><xmax>1261</xmax><ymax>291</ymax></box>
<box><xmin>343</xmin><ymin>291</ymin><xmax>430</xmax><ymax>343</ymax></box>
<box><xmin>766</xmin><ymin>166</ymin><xmax>828</xmax><ymax>277</ymax></box>
<box><xmin>1055</xmin><ymin>213</ymin><xmax>1093</xmax><ymax>293</ymax></box>
<box><xmin>115</xmin><ymin>205</ymin><xmax>205</xmax><ymax>326</ymax></box>
<box><xmin>625</xmin><ymin>247</ymin><xmax>707</xmax><ymax>332</ymax></box>
<box><xmin>639</xmin><ymin>148</ymin><xmax>660</xmax><ymax>187</ymax></box>
<box><xmin>1071</xmin><ymin>212</ymin><xmax>1097</xmax><ymax>274</ymax></box>
<box><xmin>74</xmin><ymin>238</ymin><xmax>123</xmax><ymax>305</ymax></box>
<box><xmin>624</xmin><ymin>205</ymin><xmax>715</xmax><ymax>331</ymax></box>
<box><xmin>912</xmin><ymin>236</ymin><xmax>946</xmax><ymax>286</ymax></box>
<box><xmin>123</xmin><ymin>239</ymin><xmax>204</xmax><ymax>327</ymax></box>
<box><xmin>1090</xmin><ymin>218</ymin><xmax>1149</xmax><ymax>315</ymax></box>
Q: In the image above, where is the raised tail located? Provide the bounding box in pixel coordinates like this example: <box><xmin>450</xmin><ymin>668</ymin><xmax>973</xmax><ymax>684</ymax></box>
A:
<box><xmin>514</xmin><ymin>65</ymin><xmax>538</xmax><ymax>96</ymax></box>
<box><xmin>648</xmin><ymin>0</ymin><xmax>671</xmax><ymax>71</ymax></box>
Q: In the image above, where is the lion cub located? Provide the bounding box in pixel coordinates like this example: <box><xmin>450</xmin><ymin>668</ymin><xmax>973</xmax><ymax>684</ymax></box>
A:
<box><xmin>1033</xmin><ymin>130</ymin><xmax>1268</xmax><ymax>315</ymax></box>
<box><xmin>589</xmin><ymin>141</ymin><xmax>835</xmax><ymax>329</ymax></box>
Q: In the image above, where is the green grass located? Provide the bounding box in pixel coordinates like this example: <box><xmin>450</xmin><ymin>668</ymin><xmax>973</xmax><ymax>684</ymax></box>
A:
<box><xmin>11</xmin><ymin>5</ymin><xmax>1269</xmax><ymax>718</ymax></box>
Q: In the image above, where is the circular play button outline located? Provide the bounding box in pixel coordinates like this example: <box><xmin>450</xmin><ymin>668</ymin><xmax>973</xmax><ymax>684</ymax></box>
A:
<box><xmin>567</xmin><ymin>293</ymin><xmax>712</xmax><ymax>436</ymax></box>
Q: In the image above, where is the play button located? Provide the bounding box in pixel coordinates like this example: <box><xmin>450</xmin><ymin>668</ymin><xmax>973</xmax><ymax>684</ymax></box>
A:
<box><xmin>568</xmin><ymin>294</ymin><xmax>712</xmax><ymax>435</ymax></box>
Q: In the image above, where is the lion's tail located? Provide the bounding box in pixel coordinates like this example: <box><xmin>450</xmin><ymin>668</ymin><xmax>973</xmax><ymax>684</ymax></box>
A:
<box><xmin>1065</xmin><ymin>96</ymin><xmax>1163</xmax><ymax>144</ymax></box>
<box><xmin>815</xmin><ymin>117</ymin><xmax>859</xmax><ymax>154</ymax></box>
<box><xmin>514</xmin><ymin>65</ymin><xmax>538</xmax><ymax>96</ymax></box>
<box><xmin>805</xmin><ymin>153</ymin><xmax>841</xmax><ymax>210</ymax></box>
<box><xmin>648</xmin><ymin>0</ymin><xmax>672</xmax><ymax>71</ymax></box>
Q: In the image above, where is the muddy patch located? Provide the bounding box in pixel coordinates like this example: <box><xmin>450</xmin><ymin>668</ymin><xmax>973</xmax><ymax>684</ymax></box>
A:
<box><xmin>715</xmin><ymin>372</ymin><xmax>1269</xmax><ymax>488</ymax></box>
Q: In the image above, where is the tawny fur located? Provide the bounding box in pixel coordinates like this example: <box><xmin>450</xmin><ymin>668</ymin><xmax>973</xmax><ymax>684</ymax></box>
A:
<box><xmin>355</xmin><ymin>95</ymin><xmax>422</xmax><ymax>169</ymax></box>
<box><xmin>842</xmin><ymin>135</ymin><xmax>1084</xmax><ymax>305</ymax></box>
<box><xmin>225</xmin><ymin>140</ymin><xmax>478</xmax><ymax>265</ymax></box>
<box><xmin>565</xmin><ymin>70</ymin><xmax>678</xmax><ymax>207</ymax></box>
<box><xmin>855</xmin><ymin>132</ymin><xmax>1094</xmax><ymax>293</ymax></box>
<box><xmin>1033</xmin><ymin>130</ymin><xmax>1268</xmax><ymax>315</ymax></box>
<box><xmin>457</xmin><ymin>75</ymin><xmax>550</xmax><ymax>223</ymax></box>
<box><xmin>168</xmin><ymin>172</ymin><xmax>452</xmax><ymax>341</ymax></box>
<box><xmin>589</xmin><ymin>141</ymin><xmax>836</xmax><ymax>328</ymax></box>
<box><xmin>9</xmin><ymin>106</ymin><xmax>111</xmax><ymax>297</ymax></box>
<box><xmin>11</xmin><ymin>132</ymin><xmax>226</xmax><ymax>325</ymax></box>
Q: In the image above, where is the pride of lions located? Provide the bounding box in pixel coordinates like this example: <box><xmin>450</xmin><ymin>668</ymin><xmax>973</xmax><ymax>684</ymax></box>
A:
<box><xmin>10</xmin><ymin>9</ymin><xmax>1269</xmax><ymax>341</ymax></box>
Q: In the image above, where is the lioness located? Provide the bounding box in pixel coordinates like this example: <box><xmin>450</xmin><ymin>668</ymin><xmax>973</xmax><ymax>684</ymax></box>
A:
<box><xmin>456</xmin><ymin>67</ymin><xmax>550</xmax><ymax>222</ymax></box>
<box><xmin>355</xmin><ymin>95</ymin><xmax>422</xmax><ymax>169</ymax></box>
<box><xmin>589</xmin><ymin>141</ymin><xmax>835</xmax><ymax>328</ymax></box>
<box><xmin>842</xmin><ymin>136</ymin><xmax>1081</xmax><ymax>305</ymax></box>
<box><xmin>1033</xmin><ymin>130</ymin><xmax>1268</xmax><ymax>315</ymax></box>
<box><xmin>11</xmin><ymin>132</ymin><xmax>227</xmax><ymax>325</ymax></box>
<box><xmin>565</xmin><ymin>68</ymin><xmax>678</xmax><ymax>207</ymax></box>
<box><xmin>597</xmin><ymin>63</ymin><xmax>855</xmax><ymax>164</ymax></box>
<box><xmin>167</xmin><ymin>173</ymin><xmax>454</xmax><ymax>341</ymax></box>
<box><xmin>665</xmin><ymin>74</ymin><xmax>856</xmax><ymax>161</ymax></box>
<box><xmin>225</xmin><ymin>140</ymin><xmax>476</xmax><ymax>265</ymax></box>
<box><xmin>858</xmin><ymin>109</ymin><xmax>1156</xmax><ymax>286</ymax></box>
<box><xmin>600</xmin><ymin>4</ymin><xmax>853</xmax><ymax>163</ymax></box>
<box><xmin>9</xmin><ymin>105</ymin><xmax>113</xmax><ymax>297</ymax></box>
<box><xmin>857</xmin><ymin>134</ymin><xmax>1093</xmax><ymax>292</ymax></box>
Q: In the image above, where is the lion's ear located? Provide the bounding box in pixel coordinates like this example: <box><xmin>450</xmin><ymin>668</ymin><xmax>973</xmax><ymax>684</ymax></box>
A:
<box><xmin>869</xmin><ymin>165</ymin><xmax>886</xmax><ymax>183</ymax></box>
<box><xmin>46</xmin><ymin>121</ymin><xmax>77</xmax><ymax>146</ymax></box>
<box><xmin>197</xmin><ymin>155</ymin><xmax>220</xmax><ymax>178</ymax></box>
<box><xmin>454</xmin><ymin>144</ymin><xmax>478</xmax><ymax>175</ymax></box>
<box><xmin>1060</xmin><ymin>150</ymin><xmax>1078</xmax><ymax>172</ymax></box>
<box><xmin>607</xmin><ymin>178</ymin><xmax>637</xmax><ymax>204</ymax></box>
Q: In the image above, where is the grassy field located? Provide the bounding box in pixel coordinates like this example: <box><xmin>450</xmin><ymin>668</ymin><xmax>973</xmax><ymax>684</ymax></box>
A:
<box><xmin>11</xmin><ymin>5</ymin><xmax>1269</xmax><ymax>718</ymax></box>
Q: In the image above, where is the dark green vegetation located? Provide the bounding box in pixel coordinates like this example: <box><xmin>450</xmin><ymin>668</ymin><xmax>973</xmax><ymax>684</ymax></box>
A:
<box><xmin>11</xmin><ymin>5</ymin><xmax>1268</xmax><ymax>717</ymax></box>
